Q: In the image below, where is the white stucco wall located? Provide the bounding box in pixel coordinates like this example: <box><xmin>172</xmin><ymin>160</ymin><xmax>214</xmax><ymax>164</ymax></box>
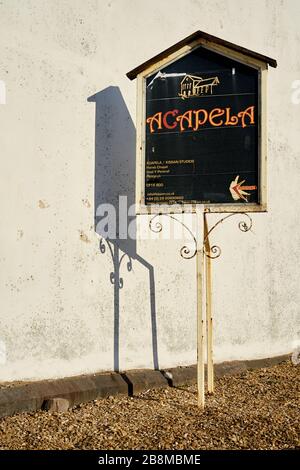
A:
<box><xmin>0</xmin><ymin>0</ymin><xmax>299</xmax><ymax>382</ymax></box>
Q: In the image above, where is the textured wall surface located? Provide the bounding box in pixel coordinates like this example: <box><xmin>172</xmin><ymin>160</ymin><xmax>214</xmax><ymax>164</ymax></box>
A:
<box><xmin>0</xmin><ymin>0</ymin><xmax>299</xmax><ymax>381</ymax></box>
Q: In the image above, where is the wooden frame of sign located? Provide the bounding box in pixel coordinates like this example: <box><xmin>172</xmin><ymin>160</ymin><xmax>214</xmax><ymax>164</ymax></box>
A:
<box><xmin>128</xmin><ymin>31</ymin><xmax>277</xmax><ymax>214</ymax></box>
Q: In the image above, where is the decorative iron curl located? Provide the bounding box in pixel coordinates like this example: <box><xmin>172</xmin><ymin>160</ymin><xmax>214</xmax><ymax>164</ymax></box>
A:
<box><xmin>149</xmin><ymin>213</ymin><xmax>197</xmax><ymax>260</ymax></box>
<box><xmin>100</xmin><ymin>237</ymin><xmax>113</xmax><ymax>258</ymax></box>
<box><xmin>99</xmin><ymin>238</ymin><xmax>133</xmax><ymax>288</ymax></box>
<box><xmin>119</xmin><ymin>253</ymin><xmax>133</xmax><ymax>275</ymax></box>
<box><xmin>206</xmin><ymin>245</ymin><xmax>221</xmax><ymax>259</ymax></box>
<box><xmin>203</xmin><ymin>213</ymin><xmax>253</xmax><ymax>259</ymax></box>
<box><xmin>149</xmin><ymin>217</ymin><xmax>163</xmax><ymax>234</ymax></box>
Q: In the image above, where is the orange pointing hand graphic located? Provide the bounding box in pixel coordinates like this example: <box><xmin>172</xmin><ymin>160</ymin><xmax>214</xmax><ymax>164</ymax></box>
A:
<box><xmin>229</xmin><ymin>175</ymin><xmax>255</xmax><ymax>202</ymax></box>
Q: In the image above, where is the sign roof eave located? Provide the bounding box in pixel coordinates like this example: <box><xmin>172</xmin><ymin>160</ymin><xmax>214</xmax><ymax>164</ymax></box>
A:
<box><xmin>126</xmin><ymin>30</ymin><xmax>277</xmax><ymax>80</ymax></box>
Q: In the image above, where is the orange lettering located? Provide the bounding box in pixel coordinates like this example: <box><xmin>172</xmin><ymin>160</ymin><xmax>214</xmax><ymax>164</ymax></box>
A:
<box><xmin>209</xmin><ymin>108</ymin><xmax>225</xmax><ymax>127</ymax></box>
<box><xmin>146</xmin><ymin>112</ymin><xmax>162</xmax><ymax>133</ymax></box>
<box><xmin>225</xmin><ymin>107</ymin><xmax>239</xmax><ymax>125</ymax></box>
<box><xmin>162</xmin><ymin>109</ymin><xmax>179</xmax><ymax>129</ymax></box>
<box><xmin>238</xmin><ymin>106</ymin><xmax>255</xmax><ymax>128</ymax></box>
<box><xmin>146</xmin><ymin>105</ymin><xmax>255</xmax><ymax>133</ymax></box>
<box><xmin>176</xmin><ymin>110</ymin><xmax>193</xmax><ymax>132</ymax></box>
<box><xmin>193</xmin><ymin>109</ymin><xmax>208</xmax><ymax>130</ymax></box>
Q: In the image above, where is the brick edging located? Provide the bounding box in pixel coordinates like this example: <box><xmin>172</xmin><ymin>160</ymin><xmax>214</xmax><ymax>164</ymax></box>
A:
<box><xmin>0</xmin><ymin>354</ymin><xmax>290</xmax><ymax>418</ymax></box>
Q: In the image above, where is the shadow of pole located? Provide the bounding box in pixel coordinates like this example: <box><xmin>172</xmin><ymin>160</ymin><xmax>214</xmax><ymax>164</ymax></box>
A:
<box><xmin>135</xmin><ymin>255</ymin><xmax>159</xmax><ymax>370</ymax></box>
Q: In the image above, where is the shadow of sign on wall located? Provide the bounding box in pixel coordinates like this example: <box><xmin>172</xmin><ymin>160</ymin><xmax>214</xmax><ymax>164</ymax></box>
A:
<box><xmin>88</xmin><ymin>86</ymin><xmax>159</xmax><ymax>372</ymax></box>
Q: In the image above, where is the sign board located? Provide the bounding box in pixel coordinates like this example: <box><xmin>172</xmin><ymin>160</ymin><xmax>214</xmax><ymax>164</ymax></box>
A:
<box><xmin>145</xmin><ymin>48</ymin><xmax>259</xmax><ymax>206</ymax></box>
<box><xmin>127</xmin><ymin>32</ymin><xmax>276</xmax><ymax>213</ymax></box>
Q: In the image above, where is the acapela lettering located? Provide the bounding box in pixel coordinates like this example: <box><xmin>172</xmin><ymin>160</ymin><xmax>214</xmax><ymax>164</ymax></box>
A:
<box><xmin>146</xmin><ymin>105</ymin><xmax>255</xmax><ymax>133</ymax></box>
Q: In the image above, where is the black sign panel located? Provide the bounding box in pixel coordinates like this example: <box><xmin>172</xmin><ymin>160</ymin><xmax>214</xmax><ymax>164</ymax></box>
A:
<box><xmin>145</xmin><ymin>47</ymin><xmax>259</xmax><ymax>205</ymax></box>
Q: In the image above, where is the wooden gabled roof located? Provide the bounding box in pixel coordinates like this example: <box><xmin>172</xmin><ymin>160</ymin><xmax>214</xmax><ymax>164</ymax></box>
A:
<box><xmin>127</xmin><ymin>30</ymin><xmax>277</xmax><ymax>80</ymax></box>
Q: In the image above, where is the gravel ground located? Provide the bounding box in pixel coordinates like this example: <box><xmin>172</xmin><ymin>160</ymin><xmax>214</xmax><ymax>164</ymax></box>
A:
<box><xmin>0</xmin><ymin>361</ymin><xmax>299</xmax><ymax>450</ymax></box>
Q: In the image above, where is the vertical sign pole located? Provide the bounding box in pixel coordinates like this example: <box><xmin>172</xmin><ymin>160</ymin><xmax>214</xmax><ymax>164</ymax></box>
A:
<box><xmin>196</xmin><ymin>213</ymin><xmax>205</xmax><ymax>407</ymax></box>
<box><xmin>204</xmin><ymin>213</ymin><xmax>214</xmax><ymax>394</ymax></box>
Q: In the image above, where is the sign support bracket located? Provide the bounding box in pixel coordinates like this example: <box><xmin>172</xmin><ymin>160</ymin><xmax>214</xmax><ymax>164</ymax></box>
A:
<box><xmin>150</xmin><ymin>210</ymin><xmax>253</xmax><ymax>407</ymax></box>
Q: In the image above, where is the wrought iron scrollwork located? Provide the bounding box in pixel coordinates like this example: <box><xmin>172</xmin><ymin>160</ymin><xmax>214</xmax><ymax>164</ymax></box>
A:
<box><xmin>203</xmin><ymin>213</ymin><xmax>253</xmax><ymax>259</ymax></box>
<box><xmin>149</xmin><ymin>212</ymin><xmax>253</xmax><ymax>261</ymax></box>
<box><xmin>149</xmin><ymin>213</ymin><xmax>197</xmax><ymax>260</ymax></box>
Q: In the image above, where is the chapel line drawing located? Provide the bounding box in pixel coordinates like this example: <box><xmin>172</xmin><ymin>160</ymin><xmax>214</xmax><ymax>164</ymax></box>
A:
<box><xmin>179</xmin><ymin>74</ymin><xmax>220</xmax><ymax>99</ymax></box>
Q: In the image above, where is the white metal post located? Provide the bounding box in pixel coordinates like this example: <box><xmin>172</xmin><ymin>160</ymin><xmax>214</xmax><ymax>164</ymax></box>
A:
<box><xmin>196</xmin><ymin>221</ymin><xmax>205</xmax><ymax>408</ymax></box>
<box><xmin>204</xmin><ymin>213</ymin><xmax>214</xmax><ymax>394</ymax></box>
